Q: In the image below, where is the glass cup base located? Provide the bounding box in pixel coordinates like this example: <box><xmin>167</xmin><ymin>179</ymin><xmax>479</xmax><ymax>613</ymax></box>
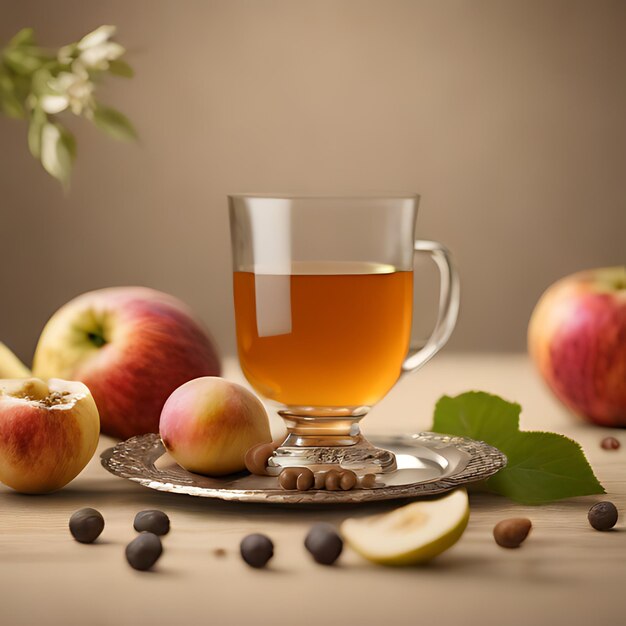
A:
<box><xmin>267</xmin><ymin>435</ymin><xmax>397</xmax><ymax>475</ymax></box>
<box><xmin>264</xmin><ymin>409</ymin><xmax>397</xmax><ymax>475</ymax></box>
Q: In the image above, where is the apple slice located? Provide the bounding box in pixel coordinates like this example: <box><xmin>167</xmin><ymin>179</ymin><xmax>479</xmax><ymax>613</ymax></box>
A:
<box><xmin>0</xmin><ymin>342</ymin><xmax>31</xmax><ymax>378</ymax></box>
<box><xmin>341</xmin><ymin>489</ymin><xmax>469</xmax><ymax>565</ymax></box>
<box><xmin>0</xmin><ymin>378</ymin><xmax>100</xmax><ymax>493</ymax></box>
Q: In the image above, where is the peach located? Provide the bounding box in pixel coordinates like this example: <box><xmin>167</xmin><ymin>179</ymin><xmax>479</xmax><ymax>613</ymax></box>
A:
<box><xmin>159</xmin><ymin>377</ymin><xmax>272</xmax><ymax>476</ymax></box>
<box><xmin>0</xmin><ymin>378</ymin><xmax>100</xmax><ymax>493</ymax></box>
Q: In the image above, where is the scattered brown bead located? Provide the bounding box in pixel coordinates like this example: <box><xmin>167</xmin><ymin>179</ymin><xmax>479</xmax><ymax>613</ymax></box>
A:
<box><xmin>358</xmin><ymin>473</ymin><xmax>377</xmax><ymax>489</ymax></box>
<box><xmin>588</xmin><ymin>501</ymin><xmax>618</xmax><ymax>531</ymax></box>
<box><xmin>278</xmin><ymin>467</ymin><xmax>314</xmax><ymax>491</ymax></box>
<box><xmin>244</xmin><ymin>441</ymin><xmax>279</xmax><ymax>476</ymax></box>
<box><xmin>240</xmin><ymin>534</ymin><xmax>273</xmax><ymax>568</ymax></box>
<box><xmin>69</xmin><ymin>508</ymin><xmax>104</xmax><ymax>544</ymax></box>
<box><xmin>305</xmin><ymin>524</ymin><xmax>343</xmax><ymax>565</ymax></box>
<box><xmin>493</xmin><ymin>518</ymin><xmax>532</xmax><ymax>548</ymax></box>
<box><xmin>601</xmin><ymin>436</ymin><xmax>620</xmax><ymax>450</ymax></box>
<box><xmin>213</xmin><ymin>548</ymin><xmax>227</xmax><ymax>557</ymax></box>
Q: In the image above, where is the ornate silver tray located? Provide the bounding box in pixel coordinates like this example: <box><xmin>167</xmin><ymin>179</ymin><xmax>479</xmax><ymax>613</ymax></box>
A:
<box><xmin>101</xmin><ymin>433</ymin><xmax>506</xmax><ymax>504</ymax></box>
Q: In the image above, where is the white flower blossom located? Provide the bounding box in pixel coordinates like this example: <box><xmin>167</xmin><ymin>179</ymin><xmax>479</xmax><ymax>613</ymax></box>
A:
<box><xmin>75</xmin><ymin>25</ymin><xmax>124</xmax><ymax>70</ymax></box>
<box><xmin>40</xmin><ymin>68</ymin><xmax>94</xmax><ymax>115</ymax></box>
<box><xmin>79</xmin><ymin>41</ymin><xmax>125</xmax><ymax>70</ymax></box>
<box><xmin>78</xmin><ymin>25</ymin><xmax>117</xmax><ymax>50</ymax></box>
<box><xmin>40</xmin><ymin>94</ymin><xmax>68</xmax><ymax>114</ymax></box>
<box><xmin>57</xmin><ymin>44</ymin><xmax>76</xmax><ymax>65</ymax></box>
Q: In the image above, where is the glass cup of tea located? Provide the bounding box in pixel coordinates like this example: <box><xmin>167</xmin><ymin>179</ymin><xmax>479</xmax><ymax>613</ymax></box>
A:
<box><xmin>229</xmin><ymin>194</ymin><xmax>459</xmax><ymax>475</ymax></box>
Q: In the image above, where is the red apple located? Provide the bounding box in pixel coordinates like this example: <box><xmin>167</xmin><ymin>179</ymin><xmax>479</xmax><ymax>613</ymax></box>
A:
<box><xmin>32</xmin><ymin>287</ymin><xmax>221</xmax><ymax>439</ymax></box>
<box><xmin>159</xmin><ymin>377</ymin><xmax>272</xmax><ymax>476</ymax></box>
<box><xmin>528</xmin><ymin>267</ymin><xmax>626</xmax><ymax>427</ymax></box>
<box><xmin>0</xmin><ymin>378</ymin><xmax>100</xmax><ymax>493</ymax></box>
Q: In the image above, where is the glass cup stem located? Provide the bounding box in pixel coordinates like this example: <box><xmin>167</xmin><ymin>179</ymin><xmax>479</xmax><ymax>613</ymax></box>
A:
<box><xmin>268</xmin><ymin>410</ymin><xmax>398</xmax><ymax>474</ymax></box>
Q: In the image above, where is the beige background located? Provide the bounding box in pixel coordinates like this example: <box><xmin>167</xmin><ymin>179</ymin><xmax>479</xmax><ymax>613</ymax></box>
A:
<box><xmin>1</xmin><ymin>0</ymin><xmax>625</xmax><ymax>363</ymax></box>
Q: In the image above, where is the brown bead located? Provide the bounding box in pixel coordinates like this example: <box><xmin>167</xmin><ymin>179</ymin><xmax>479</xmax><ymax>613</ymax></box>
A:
<box><xmin>312</xmin><ymin>469</ymin><xmax>360</xmax><ymax>490</ymax></box>
<box><xmin>278</xmin><ymin>467</ymin><xmax>299</xmax><ymax>490</ymax></box>
<box><xmin>339</xmin><ymin>470</ymin><xmax>357</xmax><ymax>490</ymax></box>
<box><xmin>358</xmin><ymin>473</ymin><xmax>377</xmax><ymax>489</ymax></box>
<box><xmin>278</xmin><ymin>467</ymin><xmax>314</xmax><ymax>491</ymax></box>
<box><xmin>324</xmin><ymin>470</ymin><xmax>341</xmax><ymax>491</ymax></box>
<box><xmin>314</xmin><ymin>471</ymin><xmax>327</xmax><ymax>490</ymax></box>
<box><xmin>244</xmin><ymin>441</ymin><xmax>277</xmax><ymax>476</ymax></box>
<box><xmin>601</xmin><ymin>436</ymin><xmax>620</xmax><ymax>450</ymax></box>
<box><xmin>297</xmin><ymin>467</ymin><xmax>315</xmax><ymax>490</ymax></box>
<box><xmin>493</xmin><ymin>518</ymin><xmax>532</xmax><ymax>548</ymax></box>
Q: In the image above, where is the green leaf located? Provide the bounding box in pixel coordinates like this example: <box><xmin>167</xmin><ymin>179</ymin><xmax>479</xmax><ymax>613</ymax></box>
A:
<box><xmin>10</xmin><ymin>73</ymin><xmax>34</xmax><ymax>103</ymax></box>
<box><xmin>0</xmin><ymin>73</ymin><xmax>25</xmax><ymax>118</ymax></box>
<box><xmin>28</xmin><ymin>107</ymin><xmax>47</xmax><ymax>158</ymax></box>
<box><xmin>431</xmin><ymin>391</ymin><xmax>605</xmax><ymax>504</ymax></box>
<box><xmin>8</xmin><ymin>28</ymin><xmax>36</xmax><ymax>49</ymax></box>
<box><xmin>91</xmin><ymin>104</ymin><xmax>137</xmax><ymax>141</ymax></box>
<box><xmin>30</xmin><ymin>68</ymin><xmax>57</xmax><ymax>97</ymax></box>
<box><xmin>0</xmin><ymin>93</ymin><xmax>24</xmax><ymax>117</ymax></box>
<box><xmin>2</xmin><ymin>48</ymin><xmax>42</xmax><ymax>75</ymax></box>
<box><xmin>107</xmin><ymin>59</ymin><xmax>134</xmax><ymax>78</ymax></box>
<box><xmin>487</xmin><ymin>431</ymin><xmax>605</xmax><ymax>505</ymax></box>
<box><xmin>40</xmin><ymin>122</ymin><xmax>76</xmax><ymax>188</ymax></box>
<box><xmin>433</xmin><ymin>392</ymin><xmax>520</xmax><ymax>445</ymax></box>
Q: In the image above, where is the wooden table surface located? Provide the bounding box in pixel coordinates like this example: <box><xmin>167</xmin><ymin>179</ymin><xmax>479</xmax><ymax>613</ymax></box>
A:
<box><xmin>1</xmin><ymin>354</ymin><xmax>624</xmax><ymax>626</ymax></box>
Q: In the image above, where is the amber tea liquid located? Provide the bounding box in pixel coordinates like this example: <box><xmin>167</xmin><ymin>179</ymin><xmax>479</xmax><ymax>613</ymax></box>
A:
<box><xmin>233</xmin><ymin>262</ymin><xmax>413</xmax><ymax>408</ymax></box>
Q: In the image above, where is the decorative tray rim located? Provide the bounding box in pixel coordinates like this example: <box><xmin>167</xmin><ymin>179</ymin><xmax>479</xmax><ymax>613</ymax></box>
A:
<box><xmin>101</xmin><ymin>432</ymin><xmax>507</xmax><ymax>504</ymax></box>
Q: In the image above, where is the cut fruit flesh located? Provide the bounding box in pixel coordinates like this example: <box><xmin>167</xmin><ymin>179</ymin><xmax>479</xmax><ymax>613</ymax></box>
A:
<box><xmin>0</xmin><ymin>377</ymin><xmax>89</xmax><ymax>409</ymax></box>
<box><xmin>341</xmin><ymin>489</ymin><xmax>469</xmax><ymax>565</ymax></box>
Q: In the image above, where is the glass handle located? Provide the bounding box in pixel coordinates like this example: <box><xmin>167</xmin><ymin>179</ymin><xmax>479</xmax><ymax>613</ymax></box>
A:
<box><xmin>401</xmin><ymin>240</ymin><xmax>460</xmax><ymax>374</ymax></box>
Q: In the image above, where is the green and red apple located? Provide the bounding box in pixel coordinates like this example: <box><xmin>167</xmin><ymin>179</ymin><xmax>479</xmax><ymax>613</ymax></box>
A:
<box><xmin>159</xmin><ymin>377</ymin><xmax>272</xmax><ymax>476</ymax></box>
<box><xmin>528</xmin><ymin>266</ymin><xmax>626</xmax><ymax>427</ymax></box>
<box><xmin>33</xmin><ymin>287</ymin><xmax>221</xmax><ymax>439</ymax></box>
<box><xmin>0</xmin><ymin>378</ymin><xmax>100</xmax><ymax>493</ymax></box>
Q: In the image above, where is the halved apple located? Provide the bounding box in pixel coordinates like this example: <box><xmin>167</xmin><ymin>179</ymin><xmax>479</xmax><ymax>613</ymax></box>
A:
<box><xmin>0</xmin><ymin>378</ymin><xmax>100</xmax><ymax>493</ymax></box>
<box><xmin>341</xmin><ymin>489</ymin><xmax>469</xmax><ymax>565</ymax></box>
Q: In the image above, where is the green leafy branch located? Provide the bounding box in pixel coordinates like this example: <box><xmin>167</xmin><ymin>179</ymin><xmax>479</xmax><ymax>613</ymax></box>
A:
<box><xmin>0</xmin><ymin>26</ymin><xmax>136</xmax><ymax>188</ymax></box>
<box><xmin>432</xmin><ymin>391</ymin><xmax>605</xmax><ymax>504</ymax></box>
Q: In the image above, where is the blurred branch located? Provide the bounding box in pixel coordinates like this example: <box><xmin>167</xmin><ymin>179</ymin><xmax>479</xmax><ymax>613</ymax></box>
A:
<box><xmin>0</xmin><ymin>25</ymin><xmax>137</xmax><ymax>189</ymax></box>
